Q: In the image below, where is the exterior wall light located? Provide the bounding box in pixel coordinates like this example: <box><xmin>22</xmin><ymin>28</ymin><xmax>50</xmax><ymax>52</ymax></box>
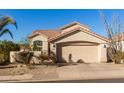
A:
<box><xmin>103</xmin><ymin>44</ymin><xmax>106</xmax><ymax>48</ymax></box>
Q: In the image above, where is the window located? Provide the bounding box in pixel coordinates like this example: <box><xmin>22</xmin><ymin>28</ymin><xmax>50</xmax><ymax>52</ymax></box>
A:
<box><xmin>33</xmin><ymin>40</ymin><xmax>43</xmax><ymax>47</ymax></box>
<box><xmin>53</xmin><ymin>44</ymin><xmax>55</xmax><ymax>48</ymax></box>
<box><xmin>33</xmin><ymin>40</ymin><xmax>43</xmax><ymax>51</ymax></box>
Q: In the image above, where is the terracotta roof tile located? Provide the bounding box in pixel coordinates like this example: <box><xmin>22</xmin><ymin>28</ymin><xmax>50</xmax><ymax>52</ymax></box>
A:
<box><xmin>59</xmin><ymin>21</ymin><xmax>91</xmax><ymax>31</ymax></box>
<box><xmin>50</xmin><ymin>27</ymin><xmax>109</xmax><ymax>42</ymax></box>
<box><xmin>29</xmin><ymin>30</ymin><xmax>60</xmax><ymax>39</ymax></box>
<box><xmin>112</xmin><ymin>33</ymin><xmax>124</xmax><ymax>41</ymax></box>
<box><xmin>29</xmin><ymin>22</ymin><xmax>108</xmax><ymax>42</ymax></box>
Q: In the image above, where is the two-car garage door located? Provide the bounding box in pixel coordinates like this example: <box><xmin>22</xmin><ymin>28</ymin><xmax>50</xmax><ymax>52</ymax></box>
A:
<box><xmin>57</xmin><ymin>43</ymin><xmax>98</xmax><ymax>63</ymax></box>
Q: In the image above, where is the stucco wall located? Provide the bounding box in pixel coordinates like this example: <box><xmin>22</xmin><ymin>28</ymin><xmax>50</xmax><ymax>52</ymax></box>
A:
<box><xmin>54</xmin><ymin>31</ymin><xmax>107</xmax><ymax>44</ymax></box>
<box><xmin>98</xmin><ymin>44</ymin><xmax>107</xmax><ymax>62</ymax></box>
<box><xmin>52</xmin><ymin>30</ymin><xmax>107</xmax><ymax>63</ymax></box>
<box><xmin>29</xmin><ymin>35</ymin><xmax>48</xmax><ymax>53</ymax></box>
<box><xmin>61</xmin><ymin>24</ymin><xmax>90</xmax><ymax>34</ymax></box>
<box><xmin>50</xmin><ymin>43</ymin><xmax>56</xmax><ymax>53</ymax></box>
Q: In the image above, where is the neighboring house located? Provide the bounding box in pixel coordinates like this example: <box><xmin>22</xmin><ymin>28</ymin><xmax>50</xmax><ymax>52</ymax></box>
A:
<box><xmin>111</xmin><ymin>33</ymin><xmax>124</xmax><ymax>51</ymax></box>
<box><xmin>29</xmin><ymin>22</ymin><xmax>108</xmax><ymax>63</ymax></box>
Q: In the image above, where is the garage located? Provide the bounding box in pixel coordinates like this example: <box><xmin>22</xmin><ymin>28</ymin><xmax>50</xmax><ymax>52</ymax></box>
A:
<box><xmin>50</xmin><ymin>22</ymin><xmax>108</xmax><ymax>63</ymax></box>
<box><xmin>57</xmin><ymin>42</ymin><xmax>99</xmax><ymax>63</ymax></box>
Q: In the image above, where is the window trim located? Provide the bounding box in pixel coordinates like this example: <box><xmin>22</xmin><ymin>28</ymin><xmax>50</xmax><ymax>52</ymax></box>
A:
<box><xmin>33</xmin><ymin>40</ymin><xmax>43</xmax><ymax>51</ymax></box>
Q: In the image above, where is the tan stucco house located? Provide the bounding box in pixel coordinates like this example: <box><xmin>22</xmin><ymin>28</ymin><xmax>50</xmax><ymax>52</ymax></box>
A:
<box><xmin>29</xmin><ymin>22</ymin><xmax>108</xmax><ymax>63</ymax></box>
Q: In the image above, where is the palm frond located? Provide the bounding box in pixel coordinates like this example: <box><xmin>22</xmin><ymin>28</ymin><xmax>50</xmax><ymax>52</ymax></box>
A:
<box><xmin>0</xmin><ymin>29</ymin><xmax>13</xmax><ymax>39</ymax></box>
<box><xmin>0</xmin><ymin>16</ymin><xmax>17</xmax><ymax>30</ymax></box>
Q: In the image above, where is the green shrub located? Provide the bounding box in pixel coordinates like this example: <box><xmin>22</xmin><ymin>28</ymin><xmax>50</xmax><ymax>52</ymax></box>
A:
<box><xmin>0</xmin><ymin>54</ymin><xmax>5</xmax><ymax>64</ymax></box>
<box><xmin>0</xmin><ymin>40</ymin><xmax>20</xmax><ymax>65</ymax></box>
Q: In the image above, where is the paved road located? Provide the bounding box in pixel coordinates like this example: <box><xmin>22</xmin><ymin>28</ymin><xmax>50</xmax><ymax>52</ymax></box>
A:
<box><xmin>5</xmin><ymin>78</ymin><xmax>124</xmax><ymax>83</ymax></box>
<box><xmin>44</xmin><ymin>78</ymin><xmax>124</xmax><ymax>83</ymax></box>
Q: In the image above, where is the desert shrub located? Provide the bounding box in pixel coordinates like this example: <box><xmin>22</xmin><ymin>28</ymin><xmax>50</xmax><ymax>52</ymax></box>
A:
<box><xmin>16</xmin><ymin>51</ymin><xmax>34</xmax><ymax>64</ymax></box>
<box><xmin>112</xmin><ymin>52</ymin><xmax>124</xmax><ymax>64</ymax></box>
<box><xmin>49</xmin><ymin>51</ymin><xmax>57</xmax><ymax>63</ymax></box>
<box><xmin>40</xmin><ymin>54</ymin><xmax>49</xmax><ymax>60</ymax></box>
<box><xmin>77</xmin><ymin>59</ymin><xmax>85</xmax><ymax>63</ymax></box>
<box><xmin>0</xmin><ymin>40</ymin><xmax>20</xmax><ymax>65</ymax></box>
<box><xmin>38</xmin><ymin>54</ymin><xmax>49</xmax><ymax>64</ymax></box>
<box><xmin>19</xmin><ymin>44</ymin><xmax>31</xmax><ymax>51</ymax></box>
<box><xmin>38</xmin><ymin>51</ymin><xmax>57</xmax><ymax>63</ymax></box>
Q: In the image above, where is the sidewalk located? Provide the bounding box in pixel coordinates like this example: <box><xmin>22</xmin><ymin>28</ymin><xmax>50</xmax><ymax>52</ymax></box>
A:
<box><xmin>0</xmin><ymin>74</ymin><xmax>33</xmax><ymax>81</ymax></box>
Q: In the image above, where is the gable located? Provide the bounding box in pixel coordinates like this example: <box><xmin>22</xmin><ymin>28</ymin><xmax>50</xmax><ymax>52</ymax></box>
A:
<box><xmin>51</xmin><ymin>30</ymin><xmax>107</xmax><ymax>44</ymax></box>
<box><xmin>60</xmin><ymin>21</ymin><xmax>90</xmax><ymax>34</ymax></box>
<box><xmin>30</xmin><ymin>34</ymin><xmax>48</xmax><ymax>45</ymax></box>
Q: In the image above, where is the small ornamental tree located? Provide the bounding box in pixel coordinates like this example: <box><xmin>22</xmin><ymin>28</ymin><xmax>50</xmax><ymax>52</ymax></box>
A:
<box><xmin>0</xmin><ymin>40</ymin><xmax>20</xmax><ymax>65</ymax></box>
<box><xmin>18</xmin><ymin>35</ymin><xmax>31</xmax><ymax>51</ymax></box>
<box><xmin>99</xmin><ymin>10</ymin><xmax>124</xmax><ymax>63</ymax></box>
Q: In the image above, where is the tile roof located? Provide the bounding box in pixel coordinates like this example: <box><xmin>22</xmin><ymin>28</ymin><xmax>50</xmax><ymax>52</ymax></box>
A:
<box><xmin>50</xmin><ymin>27</ymin><xmax>109</xmax><ymax>42</ymax></box>
<box><xmin>59</xmin><ymin>21</ymin><xmax>91</xmax><ymax>31</ymax></box>
<box><xmin>29</xmin><ymin>30</ymin><xmax>60</xmax><ymax>39</ymax></box>
<box><xmin>29</xmin><ymin>22</ymin><xmax>108</xmax><ymax>42</ymax></box>
<box><xmin>112</xmin><ymin>33</ymin><xmax>124</xmax><ymax>41</ymax></box>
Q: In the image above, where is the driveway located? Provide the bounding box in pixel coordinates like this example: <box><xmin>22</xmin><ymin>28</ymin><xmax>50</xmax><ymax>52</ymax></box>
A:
<box><xmin>1</xmin><ymin>63</ymin><xmax>124</xmax><ymax>82</ymax></box>
<box><xmin>56</xmin><ymin>63</ymin><xmax>124</xmax><ymax>81</ymax></box>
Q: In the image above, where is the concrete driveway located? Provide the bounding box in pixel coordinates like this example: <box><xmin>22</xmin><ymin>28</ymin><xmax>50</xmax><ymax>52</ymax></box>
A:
<box><xmin>56</xmin><ymin>63</ymin><xmax>124</xmax><ymax>81</ymax></box>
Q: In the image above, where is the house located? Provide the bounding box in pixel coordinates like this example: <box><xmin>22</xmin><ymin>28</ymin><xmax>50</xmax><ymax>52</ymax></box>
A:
<box><xmin>111</xmin><ymin>33</ymin><xmax>124</xmax><ymax>51</ymax></box>
<box><xmin>28</xmin><ymin>22</ymin><xmax>108</xmax><ymax>63</ymax></box>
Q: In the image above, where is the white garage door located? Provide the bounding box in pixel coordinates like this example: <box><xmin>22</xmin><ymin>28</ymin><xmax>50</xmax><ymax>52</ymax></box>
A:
<box><xmin>59</xmin><ymin>45</ymin><xmax>98</xmax><ymax>63</ymax></box>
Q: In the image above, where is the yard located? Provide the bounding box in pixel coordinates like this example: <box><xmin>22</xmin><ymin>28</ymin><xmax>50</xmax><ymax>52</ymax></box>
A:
<box><xmin>0</xmin><ymin>63</ymin><xmax>124</xmax><ymax>82</ymax></box>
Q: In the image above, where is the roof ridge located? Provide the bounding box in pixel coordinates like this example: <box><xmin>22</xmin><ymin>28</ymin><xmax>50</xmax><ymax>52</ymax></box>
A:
<box><xmin>59</xmin><ymin>21</ymin><xmax>91</xmax><ymax>30</ymax></box>
<box><xmin>33</xmin><ymin>29</ymin><xmax>59</xmax><ymax>32</ymax></box>
<box><xmin>29</xmin><ymin>29</ymin><xmax>60</xmax><ymax>39</ymax></box>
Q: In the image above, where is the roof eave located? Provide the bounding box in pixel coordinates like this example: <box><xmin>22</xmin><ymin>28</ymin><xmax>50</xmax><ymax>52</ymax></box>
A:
<box><xmin>49</xmin><ymin>28</ymin><xmax>109</xmax><ymax>43</ymax></box>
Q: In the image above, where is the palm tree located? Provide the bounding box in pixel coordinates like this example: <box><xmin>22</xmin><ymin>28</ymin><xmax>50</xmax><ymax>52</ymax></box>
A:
<box><xmin>0</xmin><ymin>15</ymin><xmax>17</xmax><ymax>39</ymax></box>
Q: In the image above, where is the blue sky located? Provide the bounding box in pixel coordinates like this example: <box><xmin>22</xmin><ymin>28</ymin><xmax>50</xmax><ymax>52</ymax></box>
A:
<box><xmin>0</xmin><ymin>9</ymin><xmax>123</xmax><ymax>42</ymax></box>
